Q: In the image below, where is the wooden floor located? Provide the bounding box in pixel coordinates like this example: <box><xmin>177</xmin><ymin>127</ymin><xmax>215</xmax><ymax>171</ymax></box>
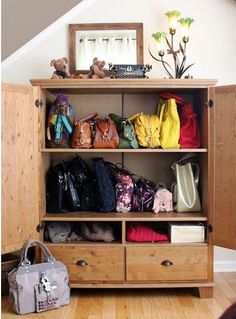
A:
<box><xmin>2</xmin><ymin>273</ymin><xmax>236</xmax><ymax>319</ymax></box>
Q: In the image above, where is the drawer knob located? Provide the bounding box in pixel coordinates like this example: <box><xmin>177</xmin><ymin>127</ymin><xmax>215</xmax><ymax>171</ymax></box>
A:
<box><xmin>77</xmin><ymin>259</ymin><xmax>88</xmax><ymax>266</ymax></box>
<box><xmin>161</xmin><ymin>260</ymin><xmax>173</xmax><ymax>267</ymax></box>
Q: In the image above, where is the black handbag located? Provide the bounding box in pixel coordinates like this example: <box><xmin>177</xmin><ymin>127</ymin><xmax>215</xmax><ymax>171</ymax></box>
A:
<box><xmin>46</xmin><ymin>163</ymin><xmax>80</xmax><ymax>213</ymax></box>
<box><xmin>94</xmin><ymin>158</ymin><xmax>116</xmax><ymax>212</ymax></box>
<box><xmin>65</xmin><ymin>156</ymin><xmax>96</xmax><ymax>211</ymax></box>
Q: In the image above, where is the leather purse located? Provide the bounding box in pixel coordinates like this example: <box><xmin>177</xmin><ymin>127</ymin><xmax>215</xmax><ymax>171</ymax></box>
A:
<box><xmin>93</xmin><ymin>117</ymin><xmax>119</xmax><ymax>148</ymax></box>
<box><xmin>171</xmin><ymin>154</ymin><xmax>201</xmax><ymax>212</ymax></box>
<box><xmin>8</xmin><ymin>240</ymin><xmax>70</xmax><ymax>315</ymax></box>
<box><xmin>71</xmin><ymin>112</ymin><xmax>97</xmax><ymax>148</ymax></box>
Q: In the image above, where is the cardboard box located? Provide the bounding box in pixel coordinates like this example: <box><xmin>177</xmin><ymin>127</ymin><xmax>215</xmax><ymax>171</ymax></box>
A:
<box><xmin>168</xmin><ymin>222</ymin><xmax>205</xmax><ymax>243</ymax></box>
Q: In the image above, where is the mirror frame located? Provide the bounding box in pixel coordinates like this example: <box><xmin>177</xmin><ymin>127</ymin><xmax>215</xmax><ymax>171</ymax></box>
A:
<box><xmin>69</xmin><ymin>23</ymin><xmax>143</xmax><ymax>75</ymax></box>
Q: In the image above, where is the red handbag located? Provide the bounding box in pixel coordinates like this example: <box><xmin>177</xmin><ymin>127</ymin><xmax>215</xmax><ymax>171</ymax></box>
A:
<box><xmin>159</xmin><ymin>93</ymin><xmax>201</xmax><ymax>148</ymax></box>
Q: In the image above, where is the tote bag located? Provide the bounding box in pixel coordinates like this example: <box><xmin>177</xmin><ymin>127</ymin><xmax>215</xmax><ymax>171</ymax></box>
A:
<box><xmin>171</xmin><ymin>154</ymin><xmax>201</xmax><ymax>212</ymax></box>
<box><xmin>157</xmin><ymin>98</ymin><xmax>180</xmax><ymax>149</ymax></box>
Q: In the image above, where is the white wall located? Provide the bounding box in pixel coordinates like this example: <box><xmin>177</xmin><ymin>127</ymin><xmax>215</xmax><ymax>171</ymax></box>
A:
<box><xmin>2</xmin><ymin>0</ymin><xmax>236</xmax><ymax>269</ymax></box>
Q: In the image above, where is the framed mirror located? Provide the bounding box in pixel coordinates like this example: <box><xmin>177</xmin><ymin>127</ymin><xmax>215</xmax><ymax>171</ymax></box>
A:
<box><xmin>69</xmin><ymin>23</ymin><xmax>143</xmax><ymax>75</ymax></box>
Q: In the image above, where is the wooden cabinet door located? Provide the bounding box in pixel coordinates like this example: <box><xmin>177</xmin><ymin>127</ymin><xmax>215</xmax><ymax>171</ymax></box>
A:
<box><xmin>2</xmin><ymin>83</ymin><xmax>40</xmax><ymax>253</ymax></box>
<box><xmin>209</xmin><ymin>85</ymin><xmax>236</xmax><ymax>249</ymax></box>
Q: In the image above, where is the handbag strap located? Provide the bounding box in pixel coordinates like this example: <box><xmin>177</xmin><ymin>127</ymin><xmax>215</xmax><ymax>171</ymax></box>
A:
<box><xmin>159</xmin><ymin>92</ymin><xmax>188</xmax><ymax>106</ymax></box>
<box><xmin>76</xmin><ymin>112</ymin><xmax>98</xmax><ymax>125</ymax></box>
<box><xmin>172</xmin><ymin>153</ymin><xmax>197</xmax><ymax>168</ymax></box>
<box><xmin>19</xmin><ymin>240</ymin><xmax>55</xmax><ymax>266</ymax></box>
<box><xmin>171</xmin><ymin>153</ymin><xmax>200</xmax><ymax>186</ymax></box>
<box><xmin>127</xmin><ymin>112</ymin><xmax>143</xmax><ymax>122</ymax></box>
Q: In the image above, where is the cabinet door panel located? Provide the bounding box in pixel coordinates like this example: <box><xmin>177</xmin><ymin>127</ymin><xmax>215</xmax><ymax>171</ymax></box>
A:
<box><xmin>2</xmin><ymin>83</ymin><xmax>39</xmax><ymax>253</ymax></box>
<box><xmin>209</xmin><ymin>85</ymin><xmax>236</xmax><ymax>249</ymax></box>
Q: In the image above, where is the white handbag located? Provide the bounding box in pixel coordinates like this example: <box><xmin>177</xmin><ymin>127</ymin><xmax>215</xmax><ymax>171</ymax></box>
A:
<box><xmin>172</xmin><ymin>154</ymin><xmax>201</xmax><ymax>212</ymax></box>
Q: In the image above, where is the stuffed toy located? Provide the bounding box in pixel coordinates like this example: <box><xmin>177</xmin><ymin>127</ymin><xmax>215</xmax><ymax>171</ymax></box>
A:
<box><xmin>79</xmin><ymin>57</ymin><xmax>108</xmax><ymax>79</ymax></box>
<box><xmin>50</xmin><ymin>57</ymin><xmax>72</xmax><ymax>79</ymax></box>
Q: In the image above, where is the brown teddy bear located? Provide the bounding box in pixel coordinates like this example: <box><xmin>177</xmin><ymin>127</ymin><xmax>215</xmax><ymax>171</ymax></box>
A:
<box><xmin>50</xmin><ymin>57</ymin><xmax>72</xmax><ymax>79</ymax></box>
<box><xmin>83</xmin><ymin>57</ymin><xmax>109</xmax><ymax>79</ymax></box>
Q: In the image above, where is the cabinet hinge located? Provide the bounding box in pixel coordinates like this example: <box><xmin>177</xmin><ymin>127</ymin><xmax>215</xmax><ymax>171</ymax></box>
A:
<box><xmin>207</xmin><ymin>224</ymin><xmax>213</xmax><ymax>233</ymax></box>
<box><xmin>36</xmin><ymin>223</ymin><xmax>45</xmax><ymax>233</ymax></box>
<box><xmin>35</xmin><ymin>99</ymin><xmax>44</xmax><ymax>108</ymax></box>
<box><xmin>205</xmin><ymin>99</ymin><xmax>214</xmax><ymax>108</ymax></box>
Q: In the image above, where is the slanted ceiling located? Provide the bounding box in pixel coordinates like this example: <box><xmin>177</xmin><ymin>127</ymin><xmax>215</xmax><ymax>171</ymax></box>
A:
<box><xmin>1</xmin><ymin>0</ymin><xmax>83</xmax><ymax>60</ymax></box>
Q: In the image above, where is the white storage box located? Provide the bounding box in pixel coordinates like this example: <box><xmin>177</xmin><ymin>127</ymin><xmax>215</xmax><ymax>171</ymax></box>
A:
<box><xmin>168</xmin><ymin>222</ymin><xmax>205</xmax><ymax>243</ymax></box>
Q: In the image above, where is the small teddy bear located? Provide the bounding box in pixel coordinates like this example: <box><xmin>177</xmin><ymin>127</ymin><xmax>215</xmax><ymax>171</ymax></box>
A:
<box><xmin>50</xmin><ymin>57</ymin><xmax>72</xmax><ymax>79</ymax></box>
<box><xmin>87</xmin><ymin>57</ymin><xmax>109</xmax><ymax>79</ymax></box>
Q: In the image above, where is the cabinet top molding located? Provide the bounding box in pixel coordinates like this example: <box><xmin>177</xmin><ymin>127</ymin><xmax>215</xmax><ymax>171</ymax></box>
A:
<box><xmin>30</xmin><ymin>78</ymin><xmax>218</xmax><ymax>89</ymax></box>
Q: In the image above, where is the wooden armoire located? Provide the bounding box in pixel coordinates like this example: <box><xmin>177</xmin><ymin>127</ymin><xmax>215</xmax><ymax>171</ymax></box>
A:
<box><xmin>2</xmin><ymin>79</ymin><xmax>236</xmax><ymax>298</ymax></box>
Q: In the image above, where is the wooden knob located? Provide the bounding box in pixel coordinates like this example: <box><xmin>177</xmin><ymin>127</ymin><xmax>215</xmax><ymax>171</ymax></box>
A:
<box><xmin>161</xmin><ymin>260</ymin><xmax>173</xmax><ymax>267</ymax></box>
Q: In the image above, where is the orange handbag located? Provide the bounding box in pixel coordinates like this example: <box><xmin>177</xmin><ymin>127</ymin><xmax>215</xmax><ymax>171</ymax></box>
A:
<box><xmin>93</xmin><ymin>117</ymin><xmax>119</xmax><ymax>149</ymax></box>
<box><xmin>72</xmin><ymin>113</ymin><xmax>97</xmax><ymax>148</ymax></box>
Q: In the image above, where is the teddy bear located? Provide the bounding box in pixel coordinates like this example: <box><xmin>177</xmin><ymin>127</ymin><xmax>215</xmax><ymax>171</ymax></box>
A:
<box><xmin>50</xmin><ymin>57</ymin><xmax>72</xmax><ymax>79</ymax></box>
<box><xmin>86</xmin><ymin>57</ymin><xmax>109</xmax><ymax>79</ymax></box>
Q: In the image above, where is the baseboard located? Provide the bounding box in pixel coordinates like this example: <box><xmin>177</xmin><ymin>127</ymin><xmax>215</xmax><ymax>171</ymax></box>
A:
<box><xmin>214</xmin><ymin>260</ymin><xmax>236</xmax><ymax>272</ymax></box>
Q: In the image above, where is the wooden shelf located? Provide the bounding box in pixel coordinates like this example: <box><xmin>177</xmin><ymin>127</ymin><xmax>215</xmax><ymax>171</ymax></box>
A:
<box><xmin>41</xmin><ymin>148</ymin><xmax>208</xmax><ymax>153</ymax></box>
<box><xmin>31</xmin><ymin>78</ymin><xmax>218</xmax><ymax>90</ymax></box>
<box><xmin>45</xmin><ymin>240</ymin><xmax>122</xmax><ymax>246</ymax></box>
<box><xmin>42</xmin><ymin>212</ymin><xmax>207</xmax><ymax>222</ymax></box>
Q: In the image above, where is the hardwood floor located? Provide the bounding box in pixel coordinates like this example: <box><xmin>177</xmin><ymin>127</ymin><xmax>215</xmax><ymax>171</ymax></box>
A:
<box><xmin>2</xmin><ymin>273</ymin><xmax>236</xmax><ymax>319</ymax></box>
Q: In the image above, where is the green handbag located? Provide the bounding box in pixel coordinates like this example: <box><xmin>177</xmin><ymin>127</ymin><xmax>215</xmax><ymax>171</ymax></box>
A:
<box><xmin>109</xmin><ymin>113</ymin><xmax>139</xmax><ymax>149</ymax></box>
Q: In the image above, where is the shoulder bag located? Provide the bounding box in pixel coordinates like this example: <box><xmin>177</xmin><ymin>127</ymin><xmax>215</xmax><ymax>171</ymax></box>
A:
<box><xmin>134</xmin><ymin>114</ymin><xmax>161</xmax><ymax>148</ymax></box>
<box><xmin>159</xmin><ymin>92</ymin><xmax>201</xmax><ymax>148</ymax></box>
<box><xmin>8</xmin><ymin>240</ymin><xmax>70</xmax><ymax>315</ymax></box>
<box><xmin>157</xmin><ymin>94</ymin><xmax>180</xmax><ymax>149</ymax></box>
<box><xmin>109</xmin><ymin>113</ymin><xmax>140</xmax><ymax>149</ymax></box>
<box><xmin>93</xmin><ymin>117</ymin><xmax>119</xmax><ymax>148</ymax></box>
<box><xmin>71</xmin><ymin>112</ymin><xmax>97</xmax><ymax>148</ymax></box>
<box><xmin>171</xmin><ymin>153</ymin><xmax>201</xmax><ymax>212</ymax></box>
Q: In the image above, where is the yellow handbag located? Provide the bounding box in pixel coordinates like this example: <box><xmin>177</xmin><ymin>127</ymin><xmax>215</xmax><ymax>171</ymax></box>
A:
<box><xmin>157</xmin><ymin>98</ymin><xmax>180</xmax><ymax>149</ymax></box>
<box><xmin>134</xmin><ymin>114</ymin><xmax>161</xmax><ymax>148</ymax></box>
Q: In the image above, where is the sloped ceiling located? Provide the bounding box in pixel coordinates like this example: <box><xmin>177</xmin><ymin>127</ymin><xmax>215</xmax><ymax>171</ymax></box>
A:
<box><xmin>1</xmin><ymin>0</ymin><xmax>83</xmax><ymax>60</ymax></box>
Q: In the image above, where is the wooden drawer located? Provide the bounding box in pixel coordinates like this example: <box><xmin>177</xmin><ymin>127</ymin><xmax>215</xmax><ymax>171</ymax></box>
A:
<box><xmin>49</xmin><ymin>245</ymin><xmax>125</xmax><ymax>282</ymax></box>
<box><xmin>126</xmin><ymin>245</ymin><xmax>208</xmax><ymax>282</ymax></box>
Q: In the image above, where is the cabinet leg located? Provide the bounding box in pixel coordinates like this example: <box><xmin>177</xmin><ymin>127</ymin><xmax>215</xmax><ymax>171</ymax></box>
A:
<box><xmin>198</xmin><ymin>287</ymin><xmax>214</xmax><ymax>298</ymax></box>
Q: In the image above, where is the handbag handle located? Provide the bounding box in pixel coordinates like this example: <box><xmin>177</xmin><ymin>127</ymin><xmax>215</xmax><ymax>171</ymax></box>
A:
<box><xmin>75</xmin><ymin>112</ymin><xmax>97</xmax><ymax>125</ymax></box>
<box><xmin>191</xmin><ymin>163</ymin><xmax>200</xmax><ymax>186</ymax></box>
<box><xmin>127</xmin><ymin>112</ymin><xmax>143</xmax><ymax>122</ymax></box>
<box><xmin>171</xmin><ymin>153</ymin><xmax>197</xmax><ymax>169</ymax></box>
<box><xmin>20</xmin><ymin>240</ymin><xmax>55</xmax><ymax>266</ymax></box>
<box><xmin>159</xmin><ymin>92</ymin><xmax>188</xmax><ymax>106</ymax></box>
<box><xmin>172</xmin><ymin>156</ymin><xmax>200</xmax><ymax>186</ymax></box>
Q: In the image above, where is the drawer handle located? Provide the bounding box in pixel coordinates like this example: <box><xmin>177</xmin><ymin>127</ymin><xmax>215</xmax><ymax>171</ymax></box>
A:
<box><xmin>77</xmin><ymin>259</ymin><xmax>88</xmax><ymax>266</ymax></box>
<box><xmin>161</xmin><ymin>260</ymin><xmax>173</xmax><ymax>267</ymax></box>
